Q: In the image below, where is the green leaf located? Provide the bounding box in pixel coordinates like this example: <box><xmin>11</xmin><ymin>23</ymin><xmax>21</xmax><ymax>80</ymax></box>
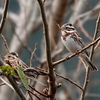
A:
<box><xmin>17</xmin><ymin>66</ymin><xmax>28</xmax><ymax>89</ymax></box>
<box><xmin>0</xmin><ymin>65</ymin><xmax>16</xmax><ymax>75</ymax></box>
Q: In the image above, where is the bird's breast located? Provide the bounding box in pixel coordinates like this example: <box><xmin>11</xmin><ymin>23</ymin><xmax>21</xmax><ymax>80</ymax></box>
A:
<box><xmin>61</xmin><ymin>35</ymin><xmax>82</xmax><ymax>53</ymax></box>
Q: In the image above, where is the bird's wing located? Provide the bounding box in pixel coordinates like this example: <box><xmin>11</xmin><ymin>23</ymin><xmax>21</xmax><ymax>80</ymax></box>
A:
<box><xmin>77</xmin><ymin>34</ymin><xmax>89</xmax><ymax>57</ymax></box>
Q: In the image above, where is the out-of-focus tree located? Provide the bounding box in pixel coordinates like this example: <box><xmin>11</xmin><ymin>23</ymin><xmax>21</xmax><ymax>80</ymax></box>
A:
<box><xmin>0</xmin><ymin>0</ymin><xmax>100</xmax><ymax>100</ymax></box>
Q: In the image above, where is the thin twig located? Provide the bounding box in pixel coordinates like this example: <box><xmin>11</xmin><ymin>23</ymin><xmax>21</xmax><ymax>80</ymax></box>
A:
<box><xmin>55</xmin><ymin>21</ymin><xmax>61</xmax><ymax>29</ymax></box>
<box><xmin>37</xmin><ymin>0</ymin><xmax>56</xmax><ymax>99</ymax></box>
<box><xmin>90</xmin><ymin>11</ymin><xmax>100</xmax><ymax>60</ymax></box>
<box><xmin>0</xmin><ymin>76</ymin><xmax>14</xmax><ymax>91</ymax></box>
<box><xmin>27</xmin><ymin>89</ymin><xmax>42</xmax><ymax>100</ymax></box>
<box><xmin>0</xmin><ymin>34</ymin><xmax>10</xmax><ymax>53</ymax></box>
<box><xmin>73</xmin><ymin>4</ymin><xmax>100</xmax><ymax>24</ymax></box>
<box><xmin>0</xmin><ymin>0</ymin><xmax>9</xmax><ymax>34</ymax></box>
<box><xmin>53</xmin><ymin>37</ymin><xmax>100</xmax><ymax>66</ymax></box>
<box><xmin>29</xmin><ymin>85</ymin><xmax>49</xmax><ymax>97</ymax></box>
<box><xmin>7</xmin><ymin>75</ymin><xmax>27</xmax><ymax>100</ymax></box>
<box><xmin>80</xmin><ymin>11</ymin><xmax>100</xmax><ymax>100</ymax></box>
<box><xmin>15</xmin><ymin>33</ymin><xmax>41</xmax><ymax>63</ymax></box>
<box><xmin>30</xmin><ymin>43</ymin><xmax>37</xmax><ymax>67</ymax></box>
<box><xmin>55</xmin><ymin>72</ymin><xmax>83</xmax><ymax>91</ymax></box>
<box><xmin>27</xmin><ymin>91</ymin><xmax>33</xmax><ymax>100</ymax></box>
<box><xmin>94</xmin><ymin>40</ymin><xmax>100</xmax><ymax>50</ymax></box>
<box><xmin>78</xmin><ymin>19</ymin><xmax>93</xmax><ymax>41</ymax></box>
<box><xmin>0</xmin><ymin>0</ymin><xmax>10</xmax><ymax>53</ymax></box>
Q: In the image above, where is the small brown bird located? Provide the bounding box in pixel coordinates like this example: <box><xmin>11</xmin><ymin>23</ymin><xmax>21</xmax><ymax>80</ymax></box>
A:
<box><xmin>4</xmin><ymin>52</ymin><xmax>28</xmax><ymax>69</ymax></box>
<box><xmin>3</xmin><ymin>52</ymin><xmax>46</xmax><ymax>86</ymax></box>
<box><xmin>60</xmin><ymin>23</ymin><xmax>98</xmax><ymax>71</ymax></box>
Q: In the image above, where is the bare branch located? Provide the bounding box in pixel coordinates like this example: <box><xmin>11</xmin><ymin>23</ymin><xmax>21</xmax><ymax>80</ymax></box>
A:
<box><xmin>95</xmin><ymin>40</ymin><xmax>100</xmax><ymax>50</ymax></box>
<box><xmin>30</xmin><ymin>43</ymin><xmax>37</xmax><ymax>67</ymax></box>
<box><xmin>29</xmin><ymin>85</ymin><xmax>49</xmax><ymax>97</ymax></box>
<box><xmin>55</xmin><ymin>72</ymin><xmax>83</xmax><ymax>91</ymax></box>
<box><xmin>78</xmin><ymin>19</ymin><xmax>93</xmax><ymax>41</ymax></box>
<box><xmin>0</xmin><ymin>76</ymin><xmax>14</xmax><ymax>91</ymax></box>
<box><xmin>0</xmin><ymin>0</ymin><xmax>9</xmax><ymax>34</ymax></box>
<box><xmin>36</xmin><ymin>0</ymin><xmax>57</xmax><ymax>99</ymax></box>
<box><xmin>53</xmin><ymin>37</ymin><xmax>100</xmax><ymax>66</ymax></box>
<box><xmin>0</xmin><ymin>34</ymin><xmax>10</xmax><ymax>53</ymax></box>
<box><xmin>90</xmin><ymin>11</ymin><xmax>100</xmax><ymax>60</ymax></box>
<box><xmin>73</xmin><ymin>3</ymin><xmax>100</xmax><ymax>24</ymax></box>
<box><xmin>27</xmin><ymin>89</ymin><xmax>42</xmax><ymax>100</ymax></box>
<box><xmin>0</xmin><ymin>58</ymin><xmax>27</xmax><ymax>100</ymax></box>
<box><xmin>80</xmin><ymin>11</ymin><xmax>100</xmax><ymax>100</ymax></box>
<box><xmin>0</xmin><ymin>8</ymin><xmax>18</xmax><ymax>24</ymax></box>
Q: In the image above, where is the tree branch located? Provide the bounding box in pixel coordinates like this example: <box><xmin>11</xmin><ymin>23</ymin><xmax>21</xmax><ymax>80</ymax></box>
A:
<box><xmin>55</xmin><ymin>72</ymin><xmax>83</xmax><ymax>91</ymax></box>
<box><xmin>0</xmin><ymin>34</ymin><xmax>10</xmax><ymax>53</ymax></box>
<box><xmin>53</xmin><ymin>37</ymin><xmax>100</xmax><ymax>66</ymax></box>
<box><xmin>0</xmin><ymin>0</ymin><xmax>9</xmax><ymax>34</ymax></box>
<box><xmin>0</xmin><ymin>58</ymin><xmax>27</xmax><ymax>100</ymax></box>
<box><xmin>90</xmin><ymin>11</ymin><xmax>100</xmax><ymax>60</ymax></box>
<box><xmin>36</xmin><ymin>0</ymin><xmax>56</xmax><ymax>100</ymax></box>
<box><xmin>80</xmin><ymin>11</ymin><xmax>100</xmax><ymax>100</ymax></box>
<box><xmin>7</xmin><ymin>75</ymin><xmax>27</xmax><ymax>100</ymax></box>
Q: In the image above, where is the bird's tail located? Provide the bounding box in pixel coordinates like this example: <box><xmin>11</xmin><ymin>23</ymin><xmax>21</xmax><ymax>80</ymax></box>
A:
<box><xmin>87</xmin><ymin>60</ymin><xmax>98</xmax><ymax>71</ymax></box>
<box><xmin>79</xmin><ymin>54</ymin><xmax>98</xmax><ymax>71</ymax></box>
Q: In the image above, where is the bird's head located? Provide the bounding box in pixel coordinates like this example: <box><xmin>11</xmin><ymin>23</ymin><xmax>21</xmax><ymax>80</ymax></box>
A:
<box><xmin>60</xmin><ymin>23</ymin><xmax>75</xmax><ymax>35</ymax></box>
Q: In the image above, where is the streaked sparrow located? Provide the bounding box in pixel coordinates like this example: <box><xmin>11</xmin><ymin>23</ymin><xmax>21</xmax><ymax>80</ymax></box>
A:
<box><xmin>3</xmin><ymin>52</ymin><xmax>28</xmax><ymax>69</ymax></box>
<box><xmin>3</xmin><ymin>52</ymin><xmax>29</xmax><ymax>81</ymax></box>
<box><xmin>3</xmin><ymin>52</ymin><xmax>44</xmax><ymax>86</ymax></box>
<box><xmin>60</xmin><ymin>23</ymin><xmax>98</xmax><ymax>71</ymax></box>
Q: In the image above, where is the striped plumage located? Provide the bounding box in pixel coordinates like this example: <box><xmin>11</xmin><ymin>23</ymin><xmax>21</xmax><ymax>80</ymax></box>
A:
<box><xmin>60</xmin><ymin>23</ymin><xmax>98</xmax><ymax>71</ymax></box>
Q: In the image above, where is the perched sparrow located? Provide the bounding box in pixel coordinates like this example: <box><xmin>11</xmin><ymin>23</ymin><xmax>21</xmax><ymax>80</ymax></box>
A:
<box><xmin>4</xmin><ymin>52</ymin><xmax>28</xmax><ymax>69</ymax></box>
<box><xmin>3</xmin><ymin>52</ymin><xmax>29</xmax><ymax>81</ymax></box>
<box><xmin>3</xmin><ymin>52</ymin><xmax>44</xmax><ymax>86</ymax></box>
<box><xmin>60</xmin><ymin>23</ymin><xmax>98</xmax><ymax>71</ymax></box>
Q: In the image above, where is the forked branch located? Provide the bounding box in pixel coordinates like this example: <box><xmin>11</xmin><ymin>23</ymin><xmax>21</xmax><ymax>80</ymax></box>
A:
<box><xmin>80</xmin><ymin>11</ymin><xmax>100</xmax><ymax>100</ymax></box>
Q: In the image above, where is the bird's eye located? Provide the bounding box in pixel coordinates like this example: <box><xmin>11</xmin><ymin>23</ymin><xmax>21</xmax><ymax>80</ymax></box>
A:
<box><xmin>69</xmin><ymin>23</ymin><xmax>72</xmax><ymax>26</ymax></box>
<box><xmin>8</xmin><ymin>55</ymin><xmax>11</xmax><ymax>58</ymax></box>
<box><xmin>10</xmin><ymin>52</ymin><xmax>18</xmax><ymax>57</ymax></box>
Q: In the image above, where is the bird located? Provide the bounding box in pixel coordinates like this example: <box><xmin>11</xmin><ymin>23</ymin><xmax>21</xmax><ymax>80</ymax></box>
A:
<box><xmin>60</xmin><ymin>23</ymin><xmax>98</xmax><ymax>71</ymax></box>
<box><xmin>3</xmin><ymin>52</ymin><xmax>28</xmax><ymax>70</ymax></box>
<box><xmin>3</xmin><ymin>52</ymin><xmax>46</xmax><ymax>86</ymax></box>
<box><xmin>3</xmin><ymin>52</ymin><xmax>29</xmax><ymax>81</ymax></box>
